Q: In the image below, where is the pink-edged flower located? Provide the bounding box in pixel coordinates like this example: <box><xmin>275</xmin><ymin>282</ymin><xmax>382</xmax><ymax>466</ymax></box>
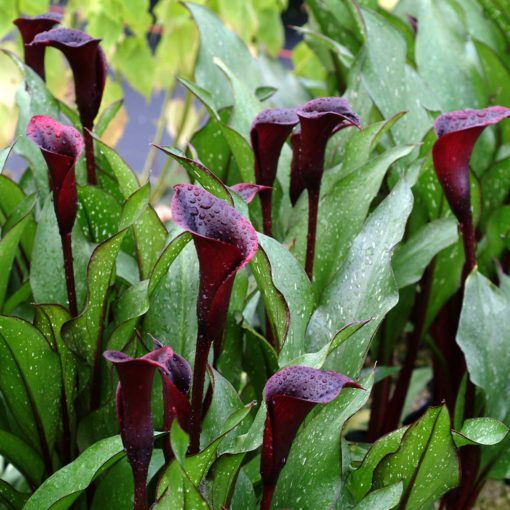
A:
<box><xmin>230</xmin><ymin>183</ymin><xmax>271</xmax><ymax>204</ymax></box>
<box><xmin>290</xmin><ymin>97</ymin><xmax>361</xmax><ymax>279</ymax></box>
<box><xmin>27</xmin><ymin>115</ymin><xmax>82</xmax><ymax>235</ymax></box>
<box><xmin>291</xmin><ymin>97</ymin><xmax>361</xmax><ymax>204</ymax></box>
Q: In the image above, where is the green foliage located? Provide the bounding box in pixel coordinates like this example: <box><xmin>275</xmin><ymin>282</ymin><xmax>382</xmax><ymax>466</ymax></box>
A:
<box><xmin>0</xmin><ymin>0</ymin><xmax>510</xmax><ymax>508</ymax></box>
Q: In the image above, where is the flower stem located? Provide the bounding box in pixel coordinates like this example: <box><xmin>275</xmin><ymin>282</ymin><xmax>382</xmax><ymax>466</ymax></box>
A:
<box><xmin>83</xmin><ymin>127</ymin><xmax>96</xmax><ymax>185</ymax></box>
<box><xmin>133</xmin><ymin>465</ymin><xmax>148</xmax><ymax>510</ymax></box>
<box><xmin>61</xmin><ymin>231</ymin><xmax>78</xmax><ymax>317</ymax></box>
<box><xmin>260</xmin><ymin>483</ymin><xmax>275</xmax><ymax>510</ymax></box>
<box><xmin>260</xmin><ymin>189</ymin><xmax>273</xmax><ymax>237</ymax></box>
<box><xmin>305</xmin><ymin>186</ymin><xmax>320</xmax><ymax>280</ymax></box>
<box><xmin>189</xmin><ymin>334</ymin><xmax>210</xmax><ymax>454</ymax></box>
<box><xmin>381</xmin><ymin>264</ymin><xmax>433</xmax><ymax>436</ymax></box>
<box><xmin>460</xmin><ymin>216</ymin><xmax>477</xmax><ymax>278</ymax></box>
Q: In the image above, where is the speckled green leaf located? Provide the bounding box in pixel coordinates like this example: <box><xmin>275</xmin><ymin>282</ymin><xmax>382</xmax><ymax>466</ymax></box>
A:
<box><xmin>393</xmin><ymin>217</ymin><xmax>458</xmax><ymax>288</ymax></box>
<box><xmin>0</xmin><ymin>214</ymin><xmax>30</xmax><ymax>311</ymax></box>
<box><xmin>30</xmin><ymin>198</ymin><xmax>91</xmax><ymax>310</ymax></box>
<box><xmin>288</xmin><ymin>145</ymin><xmax>414</xmax><ymax>293</ymax></box>
<box><xmin>77</xmin><ymin>186</ymin><xmax>122</xmax><ymax>243</ymax></box>
<box><xmin>144</xmin><ymin>240</ymin><xmax>199</xmax><ymax>361</ymax></box>
<box><xmin>453</xmin><ymin>418</ymin><xmax>508</xmax><ymax>448</ymax></box>
<box><xmin>0</xmin><ymin>429</ymin><xmax>44</xmax><ymax>487</ymax></box>
<box><xmin>93</xmin><ymin>137</ymin><xmax>167</xmax><ymax>279</ymax></box>
<box><xmin>348</xmin><ymin>427</ymin><xmax>407</xmax><ymax>502</ymax></box>
<box><xmin>307</xmin><ymin>179</ymin><xmax>413</xmax><ymax>377</ymax></box>
<box><xmin>372</xmin><ymin>405</ymin><xmax>460</xmax><ymax>509</ymax></box>
<box><xmin>6</xmin><ymin>50</ymin><xmax>60</xmax><ymax>198</ymax></box>
<box><xmin>24</xmin><ymin>435</ymin><xmax>126</xmax><ymax>510</ymax></box>
<box><xmin>0</xmin><ymin>317</ymin><xmax>61</xmax><ymax>459</ymax></box>
<box><xmin>187</xmin><ymin>2</ymin><xmax>262</xmax><ymax>110</ymax></box>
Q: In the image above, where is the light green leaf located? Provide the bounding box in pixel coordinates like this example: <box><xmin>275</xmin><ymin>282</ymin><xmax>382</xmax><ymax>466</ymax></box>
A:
<box><xmin>372</xmin><ymin>405</ymin><xmax>459</xmax><ymax>509</ymax></box>
<box><xmin>187</xmin><ymin>2</ymin><xmax>262</xmax><ymax>110</ymax></box>
<box><xmin>0</xmin><ymin>317</ymin><xmax>61</xmax><ymax>460</ymax></box>
<box><xmin>393</xmin><ymin>217</ymin><xmax>458</xmax><ymax>288</ymax></box>
<box><xmin>453</xmin><ymin>418</ymin><xmax>508</xmax><ymax>447</ymax></box>
<box><xmin>307</xmin><ymin>179</ymin><xmax>414</xmax><ymax>377</ymax></box>
<box><xmin>456</xmin><ymin>271</ymin><xmax>510</xmax><ymax>422</ymax></box>
<box><xmin>24</xmin><ymin>435</ymin><xmax>126</xmax><ymax>510</ymax></box>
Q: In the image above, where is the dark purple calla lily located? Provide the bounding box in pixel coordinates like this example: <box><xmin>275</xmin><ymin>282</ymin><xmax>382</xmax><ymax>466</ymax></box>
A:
<box><xmin>27</xmin><ymin>115</ymin><xmax>83</xmax><ymax>316</ymax></box>
<box><xmin>250</xmin><ymin>108</ymin><xmax>299</xmax><ymax>236</ymax></box>
<box><xmin>104</xmin><ymin>347</ymin><xmax>172</xmax><ymax>510</ymax></box>
<box><xmin>171</xmin><ymin>184</ymin><xmax>258</xmax><ymax>453</ymax></box>
<box><xmin>260</xmin><ymin>366</ymin><xmax>361</xmax><ymax>510</ymax></box>
<box><xmin>30</xmin><ymin>28</ymin><xmax>107</xmax><ymax>185</ymax></box>
<box><xmin>291</xmin><ymin>97</ymin><xmax>361</xmax><ymax>279</ymax></box>
<box><xmin>432</xmin><ymin>106</ymin><xmax>510</xmax><ymax>274</ymax></box>
<box><xmin>104</xmin><ymin>343</ymin><xmax>192</xmax><ymax>510</ymax></box>
<box><xmin>13</xmin><ymin>13</ymin><xmax>61</xmax><ymax>80</ymax></box>
<box><xmin>230</xmin><ymin>183</ymin><xmax>271</xmax><ymax>204</ymax></box>
<box><xmin>152</xmin><ymin>339</ymin><xmax>192</xmax><ymax>461</ymax></box>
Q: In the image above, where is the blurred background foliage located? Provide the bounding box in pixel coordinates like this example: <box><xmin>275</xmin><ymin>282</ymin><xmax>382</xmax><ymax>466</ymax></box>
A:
<box><xmin>0</xmin><ymin>0</ymin><xmax>289</xmax><ymax>153</ymax></box>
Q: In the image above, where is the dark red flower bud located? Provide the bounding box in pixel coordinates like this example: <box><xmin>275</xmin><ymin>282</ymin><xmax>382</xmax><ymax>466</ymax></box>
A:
<box><xmin>27</xmin><ymin>115</ymin><xmax>82</xmax><ymax>235</ymax></box>
<box><xmin>30</xmin><ymin>28</ymin><xmax>107</xmax><ymax>129</ymax></box>
<box><xmin>432</xmin><ymin>106</ymin><xmax>510</xmax><ymax>272</ymax></box>
<box><xmin>291</xmin><ymin>97</ymin><xmax>361</xmax><ymax>201</ymax></box>
<box><xmin>230</xmin><ymin>183</ymin><xmax>271</xmax><ymax>204</ymax></box>
<box><xmin>152</xmin><ymin>339</ymin><xmax>192</xmax><ymax>461</ymax></box>
<box><xmin>261</xmin><ymin>366</ymin><xmax>360</xmax><ymax>510</ymax></box>
<box><xmin>13</xmin><ymin>13</ymin><xmax>61</xmax><ymax>80</ymax></box>
<box><xmin>250</xmin><ymin>108</ymin><xmax>299</xmax><ymax>236</ymax></box>
<box><xmin>251</xmin><ymin>108</ymin><xmax>299</xmax><ymax>187</ymax></box>
<box><xmin>289</xmin><ymin>129</ymin><xmax>304</xmax><ymax>207</ymax></box>
<box><xmin>104</xmin><ymin>344</ymin><xmax>191</xmax><ymax>510</ymax></box>
<box><xmin>171</xmin><ymin>185</ymin><xmax>258</xmax><ymax>346</ymax></box>
<box><xmin>171</xmin><ymin>184</ymin><xmax>258</xmax><ymax>453</ymax></box>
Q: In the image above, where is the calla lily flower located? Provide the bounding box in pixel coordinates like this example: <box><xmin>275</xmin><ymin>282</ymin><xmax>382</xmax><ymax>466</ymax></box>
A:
<box><xmin>250</xmin><ymin>108</ymin><xmax>299</xmax><ymax>236</ymax></box>
<box><xmin>230</xmin><ymin>183</ymin><xmax>271</xmax><ymax>204</ymax></box>
<box><xmin>432</xmin><ymin>106</ymin><xmax>510</xmax><ymax>273</ymax></box>
<box><xmin>27</xmin><ymin>115</ymin><xmax>83</xmax><ymax>316</ymax></box>
<box><xmin>260</xmin><ymin>366</ymin><xmax>361</xmax><ymax>510</ymax></box>
<box><xmin>104</xmin><ymin>344</ymin><xmax>191</xmax><ymax>510</ymax></box>
<box><xmin>13</xmin><ymin>13</ymin><xmax>61</xmax><ymax>80</ymax></box>
<box><xmin>291</xmin><ymin>97</ymin><xmax>361</xmax><ymax>278</ymax></box>
<box><xmin>152</xmin><ymin>339</ymin><xmax>192</xmax><ymax>461</ymax></box>
<box><xmin>30</xmin><ymin>28</ymin><xmax>107</xmax><ymax>184</ymax></box>
<box><xmin>171</xmin><ymin>184</ymin><xmax>258</xmax><ymax>453</ymax></box>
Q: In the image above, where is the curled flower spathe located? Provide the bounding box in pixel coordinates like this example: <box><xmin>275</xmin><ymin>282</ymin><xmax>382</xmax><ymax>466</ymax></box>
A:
<box><xmin>290</xmin><ymin>97</ymin><xmax>361</xmax><ymax>278</ymax></box>
<box><xmin>291</xmin><ymin>96</ymin><xmax>361</xmax><ymax>203</ymax></box>
<box><xmin>171</xmin><ymin>184</ymin><xmax>258</xmax><ymax>348</ymax></box>
<box><xmin>251</xmin><ymin>108</ymin><xmax>299</xmax><ymax>235</ymax></box>
<box><xmin>30</xmin><ymin>28</ymin><xmax>106</xmax><ymax>129</ymax></box>
<box><xmin>13</xmin><ymin>13</ymin><xmax>61</xmax><ymax>80</ymax></box>
<box><xmin>30</xmin><ymin>27</ymin><xmax>107</xmax><ymax>185</ymax></box>
<box><xmin>230</xmin><ymin>183</ymin><xmax>271</xmax><ymax>204</ymax></box>
<box><xmin>432</xmin><ymin>106</ymin><xmax>510</xmax><ymax>272</ymax></box>
<box><xmin>104</xmin><ymin>343</ymin><xmax>191</xmax><ymax>510</ymax></box>
<box><xmin>171</xmin><ymin>184</ymin><xmax>258</xmax><ymax>453</ymax></box>
<box><xmin>27</xmin><ymin>115</ymin><xmax>82</xmax><ymax>235</ymax></box>
<box><xmin>260</xmin><ymin>365</ymin><xmax>361</xmax><ymax>510</ymax></box>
